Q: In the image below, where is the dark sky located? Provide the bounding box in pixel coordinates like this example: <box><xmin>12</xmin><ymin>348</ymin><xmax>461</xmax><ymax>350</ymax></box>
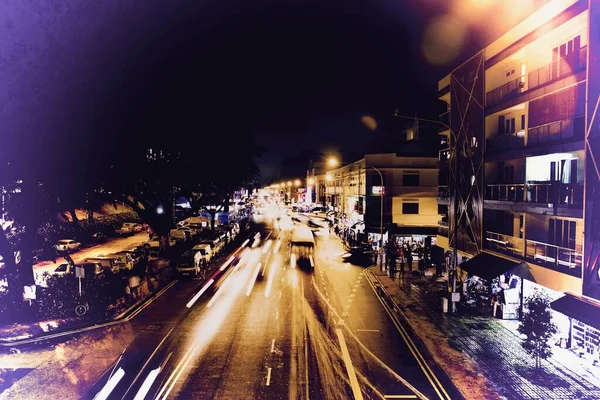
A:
<box><xmin>0</xmin><ymin>0</ymin><xmax>542</xmax><ymax>184</ymax></box>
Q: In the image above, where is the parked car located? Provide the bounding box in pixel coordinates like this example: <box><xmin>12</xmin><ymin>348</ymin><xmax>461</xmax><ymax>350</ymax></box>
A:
<box><xmin>144</xmin><ymin>237</ymin><xmax>176</xmax><ymax>249</ymax></box>
<box><xmin>192</xmin><ymin>243</ymin><xmax>213</xmax><ymax>265</ymax></box>
<box><xmin>53</xmin><ymin>262</ymin><xmax>104</xmax><ymax>278</ymax></box>
<box><xmin>170</xmin><ymin>228</ymin><xmax>192</xmax><ymax>243</ymax></box>
<box><xmin>83</xmin><ymin>256</ymin><xmax>121</xmax><ymax>274</ymax></box>
<box><xmin>199</xmin><ymin>238</ymin><xmax>224</xmax><ymax>257</ymax></box>
<box><xmin>111</xmin><ymin>250</ymin><xmax>140</xmax><ymax>271</ymax></box>
<box><xmin>55</xmin><ymin>239</ymin><xmax>81</xmax><ymax>253</ymax></box>
<box><xmin>90</xmin><ymin>231</ymin><xmax>108</xmax><ymax>243</ymax></box>
<box><xmin>116</xmin><ymin>222</ymin><xmax>142</xmax><ymax>236</ymax></box>
<box><xmin>176</xmin><ymin>251</ymin><xmax>201</xmax><ymax>277</ymax></box>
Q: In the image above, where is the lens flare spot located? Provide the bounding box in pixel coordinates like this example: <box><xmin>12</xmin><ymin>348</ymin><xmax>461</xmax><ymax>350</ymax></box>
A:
<box><xmin>422</xmin><ymin>14</ymin><xmax>467</xmax><ymax>66</ymax></box>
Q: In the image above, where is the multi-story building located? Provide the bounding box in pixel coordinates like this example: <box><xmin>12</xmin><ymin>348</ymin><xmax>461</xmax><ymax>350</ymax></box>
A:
<box><xmin>306</xmin><ymin>160</ymin><xmax>328</xmax><ymax>207</ymax></box>
<box><xmin>325</xmin><ymin>142</ymin><xmax>439</xmax><ymax>244</ymax></box>
<box><xmin>437</xmin><ymin>0</ymin><xmax>600</xmax><ymax>352</ymax></box>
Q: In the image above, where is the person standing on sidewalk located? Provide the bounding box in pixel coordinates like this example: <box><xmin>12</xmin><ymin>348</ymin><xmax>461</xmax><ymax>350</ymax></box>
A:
<box><xmin>405</xmin><ymin>247</ymin><xmax>413</xmax><ymax>274</ymax></box>
<box><xmin>399</xmin><ymin>252</ymin><xmax>406</xmax><ymax>278</ymax></box>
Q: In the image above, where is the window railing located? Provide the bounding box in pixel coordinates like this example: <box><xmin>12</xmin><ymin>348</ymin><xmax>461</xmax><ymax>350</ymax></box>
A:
<box><xmin>526</xmin><ymin>239</ymin><xmax>582</xmax><ymax>276</ymax></box>
<box><xmin>486</xmin><ymin>132</ymin><xmax>525</xmax><ymax>153</ymax></box>
<box><xmin>486</xmin><ymin>75</ymin><xmax>525</xmax><ymax>107</ymax></box>
<box><xmin>528</xmin><ymin>46</ymin><xmax>587</xmax><ymax>90</ymax></box>
<box><xmin>485</xmin><ymin>184</ymin><xmax>525</xmax><ymax>202</ymax></box>
<box><xmin>485</xmin><ymin>182</ymin><xmax>583</xmax><ymax>207</ymax></box>
<box><xmin>526</xmin><ymin>182</ymin><xmax>583</xmax><ymax>206</ymax></box>
<box><xmin>438</xmin><ymin>185</ymin><xmax>449</xmax><ymax>199</ymax></box>
<box><xmin>438</xmin><ymin>220</ymin><xmax>449</xmax><ymax>237</ymax></box>
<box><xmin>484</xmin><ymin>231</ymin><xmax>524</xmax><ymax>257</ymax></box>
<box><xmin>527</xmin><ymin>116</ymin><xmax>585</xmax><ymax>146</ymax></box>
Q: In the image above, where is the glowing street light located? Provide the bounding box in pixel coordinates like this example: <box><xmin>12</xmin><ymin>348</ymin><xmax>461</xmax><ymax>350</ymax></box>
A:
<box><xmin>287</xmin><ymin>181</ymin><xmax>292</xmax><ymax>187</ymax></box>
<box><xmin>308</xmin><ymin>178</ymin><xmax>315</xmax><ymax>185</ymax></box>
<box><xmin>325</xmin><ymin>173</ymin><xmax>332</xmax><ymax>181</ymax></box>
<box><xmin>294</xmin><ymin>179</ymin><xmax>301</xmax><ymax>187</ymax></box>
<box><xmin>327</xmin><ymin>158</ymin><xmax>338</xmax><ymax>167</ymax></box>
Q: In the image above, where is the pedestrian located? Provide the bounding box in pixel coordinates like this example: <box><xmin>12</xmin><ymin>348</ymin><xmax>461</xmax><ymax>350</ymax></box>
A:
<box><xmin>399</xmin><ymin>254</ymin><xmax>405</xmax><ymax>278</ymax></box>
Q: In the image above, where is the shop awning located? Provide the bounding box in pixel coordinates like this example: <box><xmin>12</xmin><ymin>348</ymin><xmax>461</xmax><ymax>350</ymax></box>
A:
<box><xmin>459</xmin><ymin>252</ymin><xmax>523</xmax><ymax>281</ymax></box>
<box><xmin>551</xmin><ymin>293</ymin><xmax>600</xmax><ymax>331</ymax></box>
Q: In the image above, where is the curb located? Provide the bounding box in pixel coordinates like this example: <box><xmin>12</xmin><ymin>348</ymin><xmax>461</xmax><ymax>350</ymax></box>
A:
<box><xmin>364</xmin><ymin>266</ymin><xmax>466</xmax><ymax>400</ymax></box>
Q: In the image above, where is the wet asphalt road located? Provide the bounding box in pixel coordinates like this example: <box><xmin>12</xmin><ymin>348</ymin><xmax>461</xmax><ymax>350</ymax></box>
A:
<box><xmin>87</xmin><ymin>217</ymin><xmax>461</xmax><ymax>400</ymax></box>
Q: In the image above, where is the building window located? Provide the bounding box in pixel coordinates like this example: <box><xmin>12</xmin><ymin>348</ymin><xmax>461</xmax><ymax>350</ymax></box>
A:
<box><xmin>403</xmin><ymin>173</ymin><xmax>419</xmax><ymax>186</ymax></box>
<box><xmin>402</xmin><ymin>201</ymin><xmax>419</xmax><ymax>214</ymax></box>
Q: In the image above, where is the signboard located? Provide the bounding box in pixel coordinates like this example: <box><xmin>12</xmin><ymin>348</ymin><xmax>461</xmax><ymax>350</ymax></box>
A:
<box><xmin>75</xmin><ymin>265</ymin><xmax>85</xmax><ymax>279</ymax></box>
<box><xmin>23</xmin><ymin>285</ymin><xmax>36</xmax><ymax>301</ymax></box>
<box><xmin>371</xmin><ymin>186</ymin><xmax>385</xmax><ymax>196</ymax></box>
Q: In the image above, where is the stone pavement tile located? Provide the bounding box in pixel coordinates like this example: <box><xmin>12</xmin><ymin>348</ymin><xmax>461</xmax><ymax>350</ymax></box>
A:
<box><xmin>371</xmin><ymin>268</ymin><xmax>600</xmax><ymax>400</ymax></box>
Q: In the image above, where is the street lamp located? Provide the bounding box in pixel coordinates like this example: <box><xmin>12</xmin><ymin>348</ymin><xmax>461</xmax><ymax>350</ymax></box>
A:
<box><xmin>308</xmin><ymin>177</ymin><xmax>315</xmax><ymax>185</ymax></box>
<box><xmin>294</xmin><ymin>179</ymin><xmax>301</xmax><ymax>187</ymax></box>
<box><xmin>329</xmin><ymin>157</ymin><xmax>385</xmax><ymax>271</ymax></box>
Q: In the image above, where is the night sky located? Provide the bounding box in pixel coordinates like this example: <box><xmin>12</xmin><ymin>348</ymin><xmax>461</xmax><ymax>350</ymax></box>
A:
<box><xmin>0</xmin><ymin>0</ymin><xmax>544</xmax><ymax>183</ymax></box>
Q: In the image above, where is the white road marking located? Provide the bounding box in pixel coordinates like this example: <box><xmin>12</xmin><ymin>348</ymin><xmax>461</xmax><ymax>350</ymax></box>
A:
<box><xmin>276</xmin><ymin>311</ymin><xmax>279</xmax><ymax>320</ymax></box>
<box><xmin>350</xmin><ymin>293</ymin><xmax>356</xmax><ymax>298</ymax></box>
<box><xmin>343</xmin><ymin>305</ymin><xmax>351</xmax><ymax>310</ymax></box>
<box><xmin>356</xmin><ymin>329</ymin><xmax>380</xmax><ymax>332</ymax></box>
<box><xmin>266</xmin><ymin>367</ymin><xmax>272</xmax><ymax>386</ymax></box>
<box><xmin>336</xmin><ymin>328</ymin><xmax>364</xmax><ymax>400</ymax></box>
<box><xmin>270</xmin><ymin>339</ymin><xmax>275</xmax><ymax>353</ymax></box>
<box><xmin>342</xmin><ymin>311</ymin><xmax>349</xmax><ymax>317</ymax></box>
<box><xmin>352</xmin><ymin>288</ymin><xmax>358</xmax><ymax>292</ymax></box>
<box><xmin>279</xmin><ymin>291</ymin><xmax>282</xmax><ymax>299</ymax></box>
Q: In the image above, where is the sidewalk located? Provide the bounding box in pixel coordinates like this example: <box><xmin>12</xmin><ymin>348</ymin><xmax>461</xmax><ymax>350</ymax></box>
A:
<box><xmin>366</xmin><ymin>266</ymin><xmax>600</xmax><ymax>400</ymax></box>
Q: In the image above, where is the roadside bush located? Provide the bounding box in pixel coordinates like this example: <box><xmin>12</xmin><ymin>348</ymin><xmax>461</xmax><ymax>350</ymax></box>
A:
<box><xmin>38</xmin><ymin>272</ymin><xmax>128</xmax><ymax>321</ymax></box>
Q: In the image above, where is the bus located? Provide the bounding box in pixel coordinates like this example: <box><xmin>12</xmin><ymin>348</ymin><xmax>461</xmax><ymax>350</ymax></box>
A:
<box><xmin>289</xmin><ymin>225</ymin><xmax>316</xmax><ymax>269</ymax></box>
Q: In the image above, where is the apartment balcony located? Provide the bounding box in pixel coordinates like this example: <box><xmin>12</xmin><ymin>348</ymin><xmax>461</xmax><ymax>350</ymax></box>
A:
<box><xmin>438</xmin><ymin>220</ymin><xmax>449</xmax><ymax>237</ymax></box>
<box><xmin>485</xmin><ymin>183</ymin><xmax>525</xmax><ymax>202</ymax></box>
<box><xmin>486</xmin><ymin>76</ymin><xmax>525</xmax><ymax>107</ymax></box>
<box><xmin>485</xmin><ymin>47</ymin><xmax>587</xmax><ymax>109</ymax></box>
<box><xmin>527</xmin><ymin>116</ymin><xmax>585</xmax><ymax>147</ymax></box>
<box><xmin>484</xmin><ymin>231</ymin><xmax>582</xmax><ymax>278</ymax></box>
<box><xmin>485</xmin><ymin>182</ymin><xmax>583</xmax><ymax>207</ymax></box>
<box><xmin>484</xmin><ymin>231</ymin><xmax>524</xmax><ymax>258</ymax></box>
<box><xmin>486</xmin><ymin>132</ymin><xmax>525</xmax><ymax>153</ymax></box>
<box><xmin>527</xmin><ymin>46</ymin><xmax>587</xmax><ymax>91</ymax></box>
<box><xmin>525</xmin><ymin>239</ymin><xmax>582</xmax><ymax>278</ymax></box>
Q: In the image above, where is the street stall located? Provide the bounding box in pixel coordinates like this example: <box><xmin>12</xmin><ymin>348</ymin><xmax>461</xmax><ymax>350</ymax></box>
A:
<box><xmin>551</xmin><ymin>293</ymin><xmax>600</xmax><ymax>359</ymax></box>
<box><xmin>458</xmin><ymin>252</ymin><xmax>525</xmax><ymax>320</ymax></box>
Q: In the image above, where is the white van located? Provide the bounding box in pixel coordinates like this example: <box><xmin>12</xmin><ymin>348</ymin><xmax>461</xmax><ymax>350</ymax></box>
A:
<box><xmin>192</xmin><ymin>244</ymin><xmax>213</xmax><ymax>264</ymax></box>
<box><xmin>83</xmin><ymin>256</ymin><xmax>121</xmax><ymax>274</ymax></box>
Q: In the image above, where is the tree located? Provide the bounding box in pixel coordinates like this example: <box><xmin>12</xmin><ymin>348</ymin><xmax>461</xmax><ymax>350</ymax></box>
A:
<box><xmin>518</xmin><ymin>291</ymin><xmax>558</xmax><ymax>369</ymax></box>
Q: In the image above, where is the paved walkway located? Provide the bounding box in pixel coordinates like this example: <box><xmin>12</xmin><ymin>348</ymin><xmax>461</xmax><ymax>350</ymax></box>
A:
<box><xmin>368</xmin><ymin>266</ymin><xmax>600</xmax><ymax>400</ymax></box>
